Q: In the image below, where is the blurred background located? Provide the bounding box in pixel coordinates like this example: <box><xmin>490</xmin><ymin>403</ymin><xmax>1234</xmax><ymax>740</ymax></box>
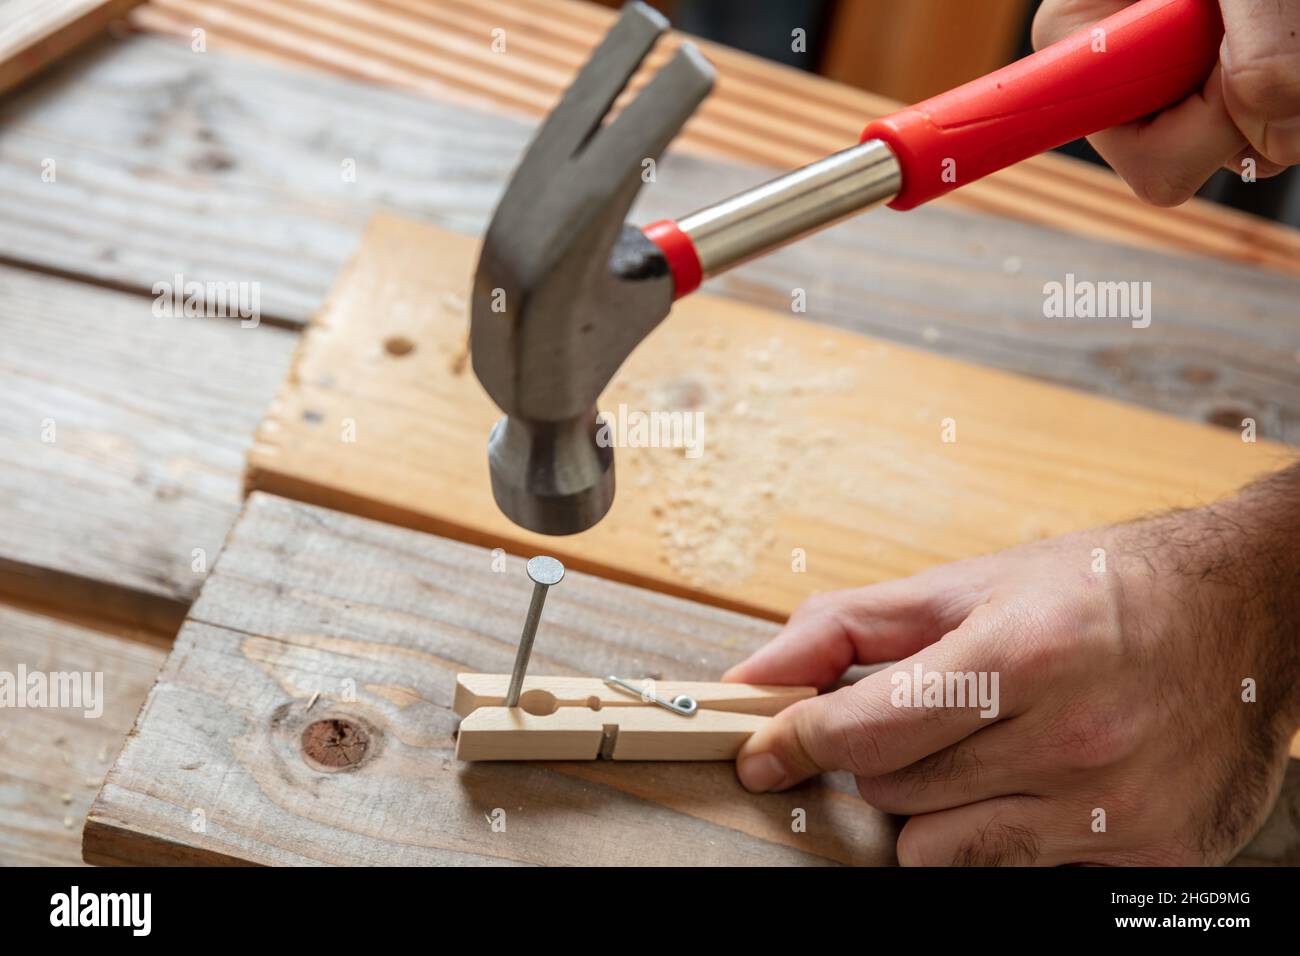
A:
<box><xmin>595</xmin><ymin>0</ymin><xmax>1299</xmax><ymax>226</ymax></box>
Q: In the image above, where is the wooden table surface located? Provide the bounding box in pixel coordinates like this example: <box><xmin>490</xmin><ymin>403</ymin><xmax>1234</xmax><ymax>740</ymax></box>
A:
<box><xmin>1</xmin><ymin>2</ymin><xmax>1298</xmax><ymax>866</ymax></box>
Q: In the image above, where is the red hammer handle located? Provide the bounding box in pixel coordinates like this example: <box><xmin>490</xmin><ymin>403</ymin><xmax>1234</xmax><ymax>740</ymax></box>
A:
<box><xmin>864</xmin><ymin>0</ymin><xmax>1224</xmax><ymax>210</ymax></box>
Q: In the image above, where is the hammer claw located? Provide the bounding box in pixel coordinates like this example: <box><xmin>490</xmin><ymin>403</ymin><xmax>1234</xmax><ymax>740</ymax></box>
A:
<box><xmin>516</xmin><ymin>2</ymin><xmax>669</xmax><ymax>175</ymax></box>
<box><xmin>578</xmin><ymin>42</ymin><xmax>715</xmax><ymax>180</ymax></box>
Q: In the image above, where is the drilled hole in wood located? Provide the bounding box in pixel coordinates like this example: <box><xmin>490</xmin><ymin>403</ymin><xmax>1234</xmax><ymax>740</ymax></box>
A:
<box><xmin>384</xmin><ymin>335</ymin><xmax>415</xmax><ymax>357</ymax></box>
<box><xmin>518</xmin><ymin>689</ymin><xmax>558</xmax><ymax>716</ymax></box>
<box><xmin>586</xmin><ymin>695</ymin><xmax>602</xmax><ymax>711</ymax></box>
<box><xmin>301</xmin><ymin>718</ymin><xmax>370</xmax><ymax>769</ymax></box>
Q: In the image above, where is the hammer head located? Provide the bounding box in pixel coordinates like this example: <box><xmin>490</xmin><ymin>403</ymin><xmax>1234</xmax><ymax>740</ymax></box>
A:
<box><xmin>470</xmin><ymin>2</ymin><xmax>714</xmax><ymax>536</ymax></box>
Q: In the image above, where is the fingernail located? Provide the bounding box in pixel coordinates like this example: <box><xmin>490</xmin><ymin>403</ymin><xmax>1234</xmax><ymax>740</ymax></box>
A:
<box><xmin>737</xmin><ymin>753</ymin><xmax>787</xmax><ymax>792</ymax></box>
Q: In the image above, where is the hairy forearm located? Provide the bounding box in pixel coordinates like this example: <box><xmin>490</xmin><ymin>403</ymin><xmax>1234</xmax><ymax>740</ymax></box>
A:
<box><xmin>1220</xmin><ymin>463</ymin><xmax>1300</xmax><ymax>732</ymax></box>
<box><xmin>1121</xmin><ymin>461</ymin><xmax>1300</xmax><ymax>737</ymax></box>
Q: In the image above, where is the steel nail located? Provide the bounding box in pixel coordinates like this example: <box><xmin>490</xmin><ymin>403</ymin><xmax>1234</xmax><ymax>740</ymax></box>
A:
<box><xmin>504</xmin><ymin>556</ymin><xmax>565</xmax><ymax>708</ymax></box>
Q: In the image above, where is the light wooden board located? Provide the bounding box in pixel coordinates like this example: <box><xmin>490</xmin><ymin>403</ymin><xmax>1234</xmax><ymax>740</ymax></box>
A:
<box><xmin>455</xmin><ymin>673</ymin><xmax>814</xmax><ymax>716</ymax></box>
<box><xmin>84</xmin><ymin>492</ymin><xmax>896</xmax><ymax>866</ymax></box>
<box><xmin>0</xmin><ymin>0</ymin><xmax>141</xmax><ymax>95</ymax></box>
<box><xmin>454</xmin><ymin>675</ymin><xmax>815</xmax><ymax>762</ymax></box>
<box><xmin>246</xmin><ymin>214</ymin><xmax>1295</xmax><ymax>623</ymax></box>
<box><xmin>4</xmin><ymin>34</ymin><xmax>1299</xmax><ymax>439</ymax></box>
<box><xmin>0</xmin><ymin>599</ymin><xmax>166</xmax><ymax>866</ymax></box>
<box><xmin>0</xmin><ymin>263</ymin><xmax>297</xmax><ymax>630</ymax></box>
<box><xmin>129</xmin><ymin>0</ymin><xmax>1300</xmax><ymax>277</ymax></box>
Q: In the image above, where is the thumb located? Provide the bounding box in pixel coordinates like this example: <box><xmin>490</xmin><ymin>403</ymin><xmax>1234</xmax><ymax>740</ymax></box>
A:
<box><xmin>735</xmin><ymin>687</ymin><xmax>867</xmax><ymax>793</ymax></box>
<box><xmin>735</xmin><ymin>611</ymin><xmax>1009</xmax><ymax>792</ymax></box>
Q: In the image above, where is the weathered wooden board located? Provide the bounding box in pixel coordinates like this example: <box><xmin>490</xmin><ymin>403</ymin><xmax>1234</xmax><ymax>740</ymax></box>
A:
<box><xmin>0</xmin><ymin>599</ymin><xmax>166</xmax><ymax>865</ymax></box>
<box><xmin>3</xmin><ymin>34</ymin><xmax>1299</xmax><ymax>438</ymax></box>
<box><xmin>246</xmin><ymin>214</ymin><xmax>1294</xmax><ymax>623</ymax></box>
<box><xmin>84</xmin><ymin>492</ymin><xmax>896</xmax><ymax>866</ymax></box>
<box><xmin>0</xmin><ymin>0</ymin><xmax>141</xmax><ymax>95</ymax></box>
<box><xmin>131</xmin><ymin>0</ymin><xmax>1300</xmax><ymax>276</ymax></box>
<box><xmin>0</xmin><ymin>263</ymin><xmax>297</xmax><ymax>630</ymax></box>
<box><xmin>77</xmin><ymin>494</ymin><xmax>1300</xmax><ymax>865</ymax></box>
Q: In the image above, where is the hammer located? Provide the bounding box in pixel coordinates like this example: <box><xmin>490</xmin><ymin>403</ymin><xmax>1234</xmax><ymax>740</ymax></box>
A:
<box><xmin>471</xmin><ymin>0</ymin><xmax>1223</xmax><ymax>536</ymax></box>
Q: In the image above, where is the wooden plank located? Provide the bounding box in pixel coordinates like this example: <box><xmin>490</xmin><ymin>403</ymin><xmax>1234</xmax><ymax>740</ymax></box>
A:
<box><xmin>821</xmin><ymin>0</ymin><xmax>1030</xmax><ymax>103</ymax></box>
<box><xmin>0</xmin><ymin>32</ymin><xmax>511</xmax><ymax>326</ymax></box>
<box><xmin>84</xmin><ymin>492</ymin><xmax>897</xmax><ymax>866</ymax></box>
<box><xmin>0</xmin><ymin>264</ymin><xmax>297</xmax><ymax>629</ymax></box>
<box><xmin>129</xmin><ymin>0</ymin><xmax>1300</xmax><ymax>277</ymax></box>
<box><xmin>0</xmin><ymin>0</ymin><xmax>141</xmax><ymax>95</ymax></box>
<box><xmin>4</xmin><ymin>34</ymin><xmax>1299</xmax><ymax>440</ymax></box>
<box><xmin>245</xmin><ymin>214</ymin><xmax>1295</xmax><ymax>624</ymax></box>
<box><xmin>0</xmin><ymin>598</ymin><xmax>166</xmax><ymax>865</ymax></box>
<box><xmin>79</xmin><ymin>494</ymin><xmax>1300</xmax><ymax>864</ymax></box>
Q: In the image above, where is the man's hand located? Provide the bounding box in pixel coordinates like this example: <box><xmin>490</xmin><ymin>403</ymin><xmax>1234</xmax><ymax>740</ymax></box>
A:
<box><xmin>1033</xmin><ymin>0</ymin><xmax>1300</xmax><ymax>205</ymax></box>
<box><xmin>725</xmin><ymin>469</ymin><xmax>1300</xmax><ymax>865</ymax></box>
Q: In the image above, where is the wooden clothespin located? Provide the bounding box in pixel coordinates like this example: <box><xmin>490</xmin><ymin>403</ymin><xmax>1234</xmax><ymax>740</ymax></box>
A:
<box><xmin>454</xmin><ymin>673</ymin><xmax>816</xmax><ymax>761</ymax></box>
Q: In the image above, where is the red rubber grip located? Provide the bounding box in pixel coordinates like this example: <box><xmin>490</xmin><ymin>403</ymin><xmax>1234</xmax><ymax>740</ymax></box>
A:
<box><xmin>862</xmin><ymin>0</ymin><xmax>1224</xmax><ymax>210</ymax></box>
<box><xmin>643</xmin><ymin>219</ymin><xmax>702</xmax><ymax>299</ymax></box>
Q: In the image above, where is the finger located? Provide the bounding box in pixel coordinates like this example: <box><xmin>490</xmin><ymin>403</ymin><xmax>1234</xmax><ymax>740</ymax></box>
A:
<box><xmin>735</xmin><ymin>607</ymin><xmax>1010</xmax><ymax>792</ymax></box>
<box><xmin>1033</xmin><ymin>2</ymin><xmax>1249</xmax><ymax>206</ymax></box>
<box><xmin>1030</xmin><ymin>0</ymin><xmax>1132</xmax><ymax>51</ymax></box>
<box><xmin>1221</xmin><ymin>144</ymin><xmax>1288</xmax><ymax>179</ymax></box>
<box><xmin>1218</xmin><ymin>0</ymin><xmax>1300</xmax><ymax>165</ymax></box>
<box><xmin>897</xmin><ymin>795</ymin><xmax>1087</xmax><ymax>866</ymax></box>
<box><xmin>723</xmin><ymin>575</ymin><xmax>978</xmax><ymax>688</ymax></box>
<box><xmin>1086</xmin><ymin>64</ymin><xmax>1246</xmax><ymax>207</ymax></box>
<box><xmin>855</xmin><ymin>719</ymin><xmax>1035</xmax><ymax>815</ymax></box>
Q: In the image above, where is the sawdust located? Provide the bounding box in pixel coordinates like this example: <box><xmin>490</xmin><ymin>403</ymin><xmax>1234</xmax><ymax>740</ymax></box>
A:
<box><xmin>616</xmin><ymin>332</ymin><xmax>854</xmax><ymax>589</ymax></box>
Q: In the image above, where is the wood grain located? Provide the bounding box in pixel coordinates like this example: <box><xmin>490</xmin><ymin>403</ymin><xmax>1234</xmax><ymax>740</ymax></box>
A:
<box><xmin>246</xmin><ymin>213</ymin><xmax>1296</xmax><ymax>624</ymax></box>
<box><xmin>0</xmin><ymin>263</ymin><xmax>297</xmax><ymax>629</ymax></box>
<box><xmin>128</xmin><ymin>0</ymin><xmax>1300</xmax><ymax>277</ymax></box>
<box><xmin>0</xmin><ymin>0</ymin><xmax>141</xmax><ymax>95</ymax></box>
<box><xmin>84</xmin><ymin>492</ymin><xmax>897</xmax><ymax>866</ymax></box>
<box><xmin>77</xmin><ymin>494</ymin><xmax>1300</xmax><ymax>864</ymax></box>
<box><xmin>821</xmin><ymin>0</ymin><xmax>1030</xmax><ymax>103</ymax></box>
<box><xmin>4</xmin><ymin>34</ymin><xmax>1298</xmax><ymax>440</ymax></box>
<box><xmin>0</xmin><ymin>599</ymin><xmax>165</xmax><ymax>865</ymax></box>
<box><xmin>456</xmin><ymin>706</ymin><xmax>773</xmax><ymax>762</ymax></box>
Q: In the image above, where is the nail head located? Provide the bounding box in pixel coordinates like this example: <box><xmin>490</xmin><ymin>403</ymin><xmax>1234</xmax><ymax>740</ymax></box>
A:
<box><xmin>527</xmin><ymin>555</ymin><xmax>565</xmax><ymax>587</ymax></box>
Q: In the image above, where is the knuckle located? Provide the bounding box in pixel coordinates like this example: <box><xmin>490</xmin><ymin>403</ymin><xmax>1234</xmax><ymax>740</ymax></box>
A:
<box><xmin>990</xmin><ymin>601</ymin><xmax>1058</xmax><ymax>678</ymax></box>
<box><xmin>795</xmin><ymin>591</ymin><xmax>837</xmax><ymax>615</ymax></box>
<box><xmin>853</xmin><ymin>774</ymin><xmax>897</xmax><ymax>810</ymax></box>
<box><xmin>790</xmin><ymin>591</ymin><xmax>842</xmax><ymax>627</ymax></box>
<box><xmin>854</xmin><ymin>774</ymin><xmax>917</xmax><ymax>815</ymax></box>
<box><xmin>822</xmin><ymin>691</ymin><xmax>886</xmax><ymax>776</ymax></box>
<box><xmin>1225</xmin><ymin>53</ymin><xmax>1300</xmax><ymax>124</ymax></box>
<box><xmin>1029</xmin><ymin>3</ymin><xmax>1067</xmax><ymax>52</ymax></box>
<box><xmin>1049</xmin><ymin>708</ymin><xmax>1136</xmax><ymax>771</ymax></box>
<box><xmin>1128</xmin><ymin>168</ymin><xmax>1199</xmax><ymax>208</ymax></box>
<box><xmin>953</xmin><ymin>822</ymin><xmax>1041</xmax><ymax>867</ymax></box>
